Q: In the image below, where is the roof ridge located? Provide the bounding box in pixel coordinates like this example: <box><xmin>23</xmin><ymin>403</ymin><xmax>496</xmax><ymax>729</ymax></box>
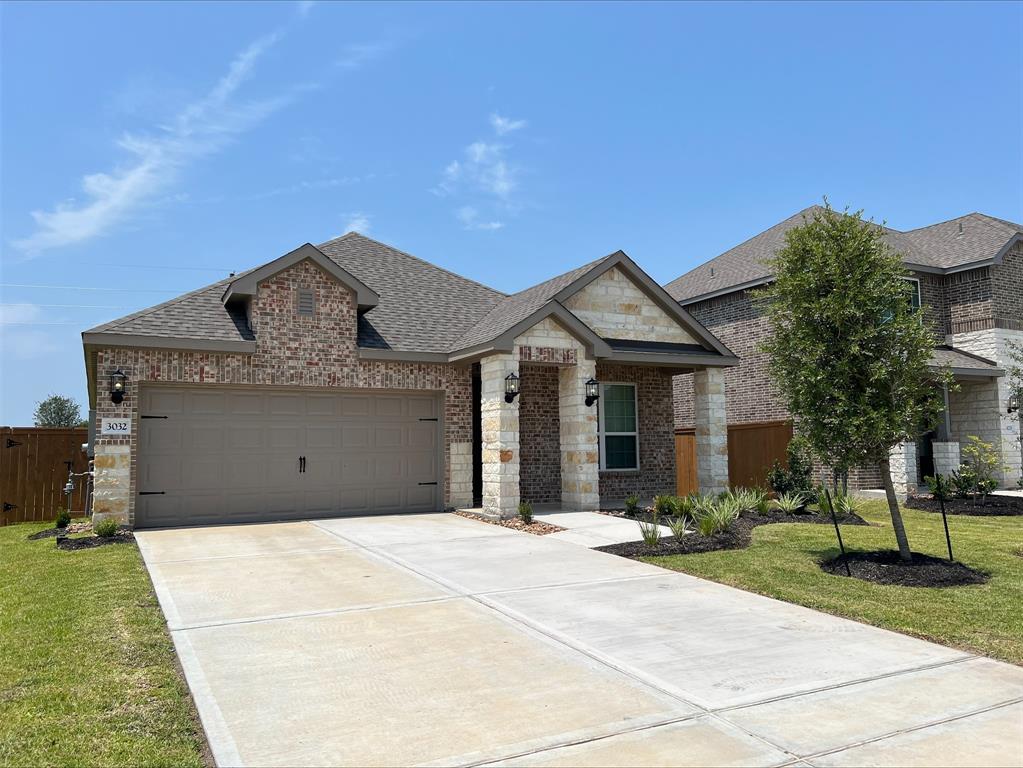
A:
<box><xmin>969</xmin><ymin>211</ymin><xmax>1023</xmax><ymax>232</ymax></box>
<box><xmin>318</xmin><ymin>232</ymin><xmax>506</xmax><ymax>297</ymax></box>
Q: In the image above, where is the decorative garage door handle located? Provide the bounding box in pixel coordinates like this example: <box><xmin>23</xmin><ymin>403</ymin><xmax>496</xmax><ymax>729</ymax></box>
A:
<box><xmin>299</xmin><ymin>456</ymin><xmax>306</xmax><ymax>473</ymax></box>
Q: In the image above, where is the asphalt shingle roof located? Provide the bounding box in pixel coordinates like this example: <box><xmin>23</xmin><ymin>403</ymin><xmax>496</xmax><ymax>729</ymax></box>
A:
<box><xmin>929</xmin><ymin>345</ymin><xmax>1002</xmax><ymax>374</ymax></box>
<box><xmin>666</xmin><ymin>207</ymin><xmax>1023</xmax><ymax>304</ymax></box>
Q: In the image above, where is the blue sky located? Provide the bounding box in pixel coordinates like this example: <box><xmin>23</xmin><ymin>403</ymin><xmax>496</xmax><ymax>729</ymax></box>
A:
<box><xmin>1</xmin><ymin>0</ymin><xmax>1021</xmax><ymax>424</ymax></box>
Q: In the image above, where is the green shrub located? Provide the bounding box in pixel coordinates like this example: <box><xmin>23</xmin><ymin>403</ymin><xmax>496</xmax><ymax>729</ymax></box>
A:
<box><xmin>624</xmin><ymin>494</ymin><xmax>640</xmax><ymax>515</ymax></box>
<box><xmin>833</xmin><ymin>493</ymin><xmax>859</xmax><ymax>516</ymax></box>
<box><xmin>54</xmin><ymin>508</ymin><xmax>71</xmax><ymax>529</ymax></box>
<box><xmin>693</xmin><ymin>496</ymin><xmax>741</xmax><ymax>536</ymax></box>
<box><xmin>666</xmin><ymin>514</ymin><xmax>691</xmax><ymax>540</ymax></box>
<box><xmin>518</xmin><ymin>502</ymin><xmax>533</xmax><ymax>524</ymax></box>
<box><xmin>950</xmin><ymin>467</ymin><xmax>976</xmax><ymax>499</ymax></box>
<box><xmin>94</xmin><ymin>518</ymin><xmax>119</xmax><ymax>538</ymax></box>
<box><xmin>924</xmin><ymin>474</ymin><xmax>952</xmax><ymax>502</ymax></box>
<box><xmin>637</xmin><ymin>513</ymin><xmax>662</xmax><ymax>547</ymax></box>
<box><xmin>774</xmin><ymin>492</ymin><xmax>804</xmax><ymax>514</ymax></box>
<box><xmin>961</xmin><ymin>435</ymin><xmax>1009</xmax><ymax>503</ymax></box>
<box><xmin>675</xmin><ymin>495</ymin><xmax>694</xmax><ymax>517</ymax></box>
<box><xmin>766</xmin><ymin>436</ymin><xmax>814</xmax><ymax>495</ymax></box>
<box><xmin>652</xmin><ymin>494</ymin><xmax>677</xmax><ymax>517</ymax></box>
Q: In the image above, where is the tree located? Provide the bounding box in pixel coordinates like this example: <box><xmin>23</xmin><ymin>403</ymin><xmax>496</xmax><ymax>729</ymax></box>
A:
<box><xmin>760</xmin><ymin>203</ymin><xmax>949</xmax><ymax>561</ymax></box>
<box><xmin>1006</xmin><ymin>339</ymin><xmax>1023</xmax><ymax>487</ymax></box>
<box><xmin>33</xmin><ymin>394</ymin><xmax>83</xmax><ymax>427</ymax></box>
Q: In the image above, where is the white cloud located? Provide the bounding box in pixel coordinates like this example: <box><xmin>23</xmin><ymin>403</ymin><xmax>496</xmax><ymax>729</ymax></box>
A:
<box><xmin>457</xmin><ymin>206</ymin><xmax>503</xmax><ymax>231</ymax></box>
<box><xmin>335</xmin><ymin>42</ymin><xmax>392</xmax><ymax>70</ymax></box>
<box><xmin>342</xmin><ymin>211</ymin><xmax>371</xmax><ymax>234</ymax></box>
<box><xmin>489</xmin><ymin>113</ymin><xmax>526</xmax><ymax>136</ymax></box>
<box><xmin>0</xmin><ymin>304</ymin><xmax>60</xmax><ymax>359</ymax></box>
<box><xmin>13</xmin><ymin>30</ymin><xmax>290</xmax><ymax>255</ymax></box>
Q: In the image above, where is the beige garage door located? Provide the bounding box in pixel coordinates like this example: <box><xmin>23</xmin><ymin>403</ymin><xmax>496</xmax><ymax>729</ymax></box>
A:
<box><xmin>136</xmin><ymin>386</ymin><xmax>443</xmax><ymax>528</ymax></box>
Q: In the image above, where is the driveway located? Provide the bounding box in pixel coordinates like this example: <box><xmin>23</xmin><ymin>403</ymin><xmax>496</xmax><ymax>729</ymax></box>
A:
<box><xmin>137</xmin><ymin>514</ymin><xmax>1023</xmax><ymax>767</ymax></box>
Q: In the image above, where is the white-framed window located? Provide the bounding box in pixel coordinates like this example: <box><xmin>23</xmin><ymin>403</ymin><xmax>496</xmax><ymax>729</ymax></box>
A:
<box><xmin>598</xmin><ymin>382</ymin><xmax>639</xmax><ymax>471</ymax></box>
<box><xmin>904</xmin><ymin>277</ymin><xmax>921</xmax><ymax>312</ymax></box>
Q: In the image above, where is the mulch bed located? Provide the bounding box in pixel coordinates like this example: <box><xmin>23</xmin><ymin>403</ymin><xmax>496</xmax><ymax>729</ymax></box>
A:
<box><xmin>596</xmin><ymin>508</ymin><xmax>868</xmax><ymax>559</ymax></box>
<box><xmin>454</xmin><ymin>510</ymin><xmax>564</xmax><ymax>536</ymax></box>
<box><xmin>28</xmin><ymin>521</ymin><xmax>93</xmax><ymax>540</ymax></box>
<box><xmin>820</xmin><ymin>550</ymin><xmax>989</xmax><ymax>587</ymax></box>
<box><xmin>56</xmin><ymin>530</ymin><xmax>135</xmax><ymax>550</ymax></box>
<box><xmin>906</xmin><ymin>494</ymin><xmax>1023</xmax><ymax>517</ymax></box>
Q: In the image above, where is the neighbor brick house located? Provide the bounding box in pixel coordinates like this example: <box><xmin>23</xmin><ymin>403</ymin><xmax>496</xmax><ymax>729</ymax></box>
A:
<box><xmin>668</xmin><ymin>207</ymin><xmax>1023</xmax><ymax>493</ymax></box>
<box><xmin>83</xmin><ymin>234</ymin><xmax>737</xmax><ymax>528</ymax></box>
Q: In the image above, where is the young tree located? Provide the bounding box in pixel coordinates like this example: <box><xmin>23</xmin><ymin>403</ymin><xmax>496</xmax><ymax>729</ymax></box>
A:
<box><xmin>1007</xmin><ymin>340</ymin><xmax>1023</xmax><ymax>486</ymax></box>
<box><xmin>761</xmin><ymin>203</ymin><xmax>948</xmax><ymax>561</ymax></box>
<box><xmin>33</xmin><ymin>394</ymin><xmax>83</xmax><ymax>427</ymax></box>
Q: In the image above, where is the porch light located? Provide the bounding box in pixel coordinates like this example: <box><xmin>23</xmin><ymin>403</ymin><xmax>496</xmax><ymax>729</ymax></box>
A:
<box><xmin>1009</xmin><ymin>390</ymin><xmax>1020</xmax><ymax>414</ymax></box>
<box><xmin>504</xmin><ymin>372</ymin><xmax>520</xmax><ymax>404</ymax></box>
<box><xmin>109</xmin><ymin>369</ymin><xmax>127</xmax><ymax>405</ymax></box>
<box><xmin>585</xmin><ymin>378</ymin><xmax>600</xmax><ymax>407</ymax></box>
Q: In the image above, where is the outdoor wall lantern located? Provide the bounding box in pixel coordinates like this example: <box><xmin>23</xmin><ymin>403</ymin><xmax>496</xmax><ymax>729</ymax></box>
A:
<box><xmin>109</xmin><ymin>369</ymin><xmax>127</xmax><ymax>404</ymax></box>
<box><xmin>504</xmin><ymin>372</ymin><xmax>520</xmax><ymax>403</ymax></box>
<box><xmin>585</xmin><ymin>378</ymin><xmax>600</xmax><ymax>407</ymax></box>
<box><xmin>1009</xmin><ymin>390</ymin><xmax>1020</xmax><ymax>414</ymax></box>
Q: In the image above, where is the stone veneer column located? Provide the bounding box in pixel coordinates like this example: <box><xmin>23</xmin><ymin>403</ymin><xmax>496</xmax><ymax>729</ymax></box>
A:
<box><xmin>932</xmin><ymin>441</ymin><xmax>961</xmax><ymax>479</ymax></box>
<box><xmin>447</xmin><ymin>443</ymin><xmax>473</xmax><ymax>509</ymax></box>
<box><xmin>693</xmin><ymin>368</ymin><xmax>728</xmax><ymax>495</ymax></box>
<box><xmin>92</xmin><ymin>444</ymin><xmax>131</xmax><ymax>525</ymax></box>
<box><xmin>888</xmin><ymin>442</ymin><xmax>918</xmax><ymax>498</ymax></box>
<box><xmin>559</xmin><ymin>360</ymin><xmax>599</xmax><ymax>510</ymax></box>
<box><xmin>480</xmin><ymin>353</ymin><xmax>519</xmax><ymax>519</ymax></box>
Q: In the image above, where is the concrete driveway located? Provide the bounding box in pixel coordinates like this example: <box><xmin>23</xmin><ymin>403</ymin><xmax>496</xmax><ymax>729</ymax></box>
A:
<box><xmin>137</xmin><ymin>514</ymin><xmax>1023</xmax><ymax>768</ymax></box>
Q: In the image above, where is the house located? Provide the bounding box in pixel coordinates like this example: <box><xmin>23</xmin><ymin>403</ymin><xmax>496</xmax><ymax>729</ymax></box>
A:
<box><xmin>82</xmin><ymin>234</ymin><xmax>737</xmax><ymax>528</ymax></box>
<box><xmin>667</xmin><ymin>206</ymin><xmax>1023</xmax><ymax>494</ymax></box>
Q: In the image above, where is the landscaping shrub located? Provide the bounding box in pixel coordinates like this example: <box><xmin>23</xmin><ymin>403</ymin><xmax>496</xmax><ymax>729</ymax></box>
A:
<box><xmin>833</xmin><ymin>492</ymin><xmax>859</xmax><ymax>516</ymax></box>
<box><xmin>675</xmin><ymin>495</ymin><xmax>694</xmax><ymax>517</ymax></box>
<box><xmin>625</xmin><ymin>494</ymin><xmax>640</xmax><ymax>515</ymax></box>
<box><xmin>518</xmin><ymin>502</ymin><xmax>533</xmax><ymax>524</ymax></box>
<box><xmin>924</xmin><ymin>474</ymin><xmax>952</xmax><ymax>502</ymax></box>
<box><xmin>960</xmin><ymin>435</ymin><xmax>1008</xmax><ymax>505</ymax></box>
<box><xmin>638</xmin><ymin>513</ymin><xmax>662</xmax><ymax>547</ymax></box>
<box><xmin>766</xmin><ymin>436</ymin><xmax>814</xmax><ymax>495</ymax></box>
<box><xmin>54</xmin><ymin>508</ymin><xmax>71</xmax><ymax>529</ymax></box>
<box><xmin>667</xmin><ymin>514</ymin><xmax>692</xmax><ymax>540</ymax></box>
<box><xmin>693</xmin><ymin>496</ymin><xmax>741</xmax><ymax>536</ymax></box>
<box><xmin>774</xmin><ymin>492</ymin><xmax>805</xmax><ymax>514</ymax></box>
<box><xmin>94</xmin><ymin>518</ymin><xmax>119</xmax><ymax>538</ymax></box>
<box><xmin>653</xmin><ymin>494</ymin><xmax>677</xmax><ymax>517</ymax></box>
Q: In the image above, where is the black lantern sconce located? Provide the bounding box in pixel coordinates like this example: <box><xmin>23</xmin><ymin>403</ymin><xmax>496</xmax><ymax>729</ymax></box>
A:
<box><xmin>1009</xmin><ymin>389</ymin><xmax>1020</xmax><ymax>415</ymax></box>
<box><xmin>585</xmin><ymin>378</ymin><xmax>600</xmax><ymax>407</ymax></box>
<box><xmin>504</xmin><ymin>372</ymin><xmax>520</xmax><ymax>404</ymax></box>
<box><xmin>109</xmin><ymin>369</ymin><xmax>127</xmax><ymax>404</ymax></box>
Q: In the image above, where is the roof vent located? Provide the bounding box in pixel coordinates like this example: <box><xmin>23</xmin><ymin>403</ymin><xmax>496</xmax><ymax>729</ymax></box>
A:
<box><xmin>297</xmin><ymin>288</ymin><xmax>315</xmax><ymax>317</ymax></box>
<box><xmin>709</xmin><ymin>267</ymin><xmax>716</xmax><ymax>278</ymax></box>
<box><xmin>957</xmin><ymin>221</ymin><xmax>964</xmax><ymax>236</ymax></box>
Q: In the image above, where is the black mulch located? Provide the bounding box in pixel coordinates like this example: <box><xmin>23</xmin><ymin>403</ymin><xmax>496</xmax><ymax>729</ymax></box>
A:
<box><xmin>906</xmin><ymin>494</ymin><xmax>1023</xmax><ymax>517</ymax></box>
<box><xmin>820</xmin><ymin>550</ymin><xmax>989</xmax><ymax>587</ymax></box>
<box><xmin>56</xmin><ymin>531</ymin><xmax>135</xmax><ymax>550</ymax></box>
<box><xmin>28</xmin><ymin>522</ymin><xmax>92</xmax><ymax>540</ymax></box>
<box><xmin>596</xmin><ymin>508</ymin><xmax>868</xmax><ymax>559</ymax></box>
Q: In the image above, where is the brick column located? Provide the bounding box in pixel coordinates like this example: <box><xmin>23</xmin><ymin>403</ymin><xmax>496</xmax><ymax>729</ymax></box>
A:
<box><xmin>888</xmin><ymin>442</ymin><xmax>918</xmax><ymax>498</ymax></box>
<box><xmin>559</xmin><ymin>360</ymin><xmax>599</xmax><ymax>510</ymax></box>
<box><xmin>693</xmin><ymin>368</ymin><xmax>728</xmax><ymax>495</ymax></box>
<box><xmin>480</xmin><ymin>353</ymin><xmax>519</xmax><ymax>519</ymax></box>
<box><xmin>932</xmin><ymin>441</ymin><xmax>961</xmax><ymax>479</ymax></box>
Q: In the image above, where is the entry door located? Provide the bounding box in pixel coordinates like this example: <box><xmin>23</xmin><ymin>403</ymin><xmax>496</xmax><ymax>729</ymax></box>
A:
<box><xmin>135</xmin><ymin>386</ymin><xmax>442</xmax><ymax>528</ymax></box>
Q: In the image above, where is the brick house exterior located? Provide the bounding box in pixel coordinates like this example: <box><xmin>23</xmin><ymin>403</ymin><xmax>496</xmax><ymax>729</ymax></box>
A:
<box><xmin>668</xmin><ymin>208</ymin><xmax>1023</xmax><ymax>492</ymax></box>
<box><xmin>84</xmin><ymin>236</ymin><xmax>737</xmax><ymax>527</ymax></box>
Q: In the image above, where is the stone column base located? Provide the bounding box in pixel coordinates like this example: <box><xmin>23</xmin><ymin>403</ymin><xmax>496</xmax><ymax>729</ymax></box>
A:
<box><xmin>931</xmin><ymin>441</ymin><xmax>961</xmax><ymax>479</ymax></box>
<box><xmin>92</xmin><ymin>444</ymin><xmax>131</xmax><ymax>526</ymax></box>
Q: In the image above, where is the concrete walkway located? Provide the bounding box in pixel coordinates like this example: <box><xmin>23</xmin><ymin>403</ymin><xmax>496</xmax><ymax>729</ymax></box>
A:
<box><xmin>536</xmin><ymin>510</ymin><xmax>671</xmax><ymax>547</ymax></box>
<box><xmin>137</xmin><ymin>513</ymin><xmax>1023</xmax><ymax>767</ymax></box>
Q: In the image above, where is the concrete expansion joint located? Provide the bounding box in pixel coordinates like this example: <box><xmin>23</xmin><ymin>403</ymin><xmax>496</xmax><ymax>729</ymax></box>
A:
<box><xmin>144</xmin><ymin>545</ymin><xmax>352</xmax><ymax>566</ymax></box>
<box><xmin>794</xmin><ymin>694</ymin><xmax>1023</xmax><ymax>765</ymax></box>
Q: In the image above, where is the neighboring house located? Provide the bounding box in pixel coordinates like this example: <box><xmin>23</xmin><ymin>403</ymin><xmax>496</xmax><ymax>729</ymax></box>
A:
<box><xmin>83</xmin><ymin>234</ymin><xmax>737</xmax><ymax>528</ymax></box>
<box><xmin>668</xmin><ymin>206</ymin><xmax>1023</xmax><ymax>493</ymax></box>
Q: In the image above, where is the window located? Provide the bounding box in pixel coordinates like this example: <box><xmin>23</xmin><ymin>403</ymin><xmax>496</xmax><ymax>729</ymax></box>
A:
<box><xmin>598</xmin><ymin>383</ymin><xmax>638</xmax><ymax>470</ymax></box>
<box><xmin>905</xmin><ymin>278</ymin><xmax>921</xmax><ymax>312</ymax></box>
<box><xmin>297</xmin><ymin>288</ymin><xmax>315</xmax><ymax>316</ymax></box>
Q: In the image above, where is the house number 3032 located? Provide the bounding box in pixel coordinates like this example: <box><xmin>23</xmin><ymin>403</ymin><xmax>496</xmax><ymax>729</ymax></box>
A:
<box><xmin>100</xmin><ymin>419</ymin><xmax>132</xmax><ymax>435</ymax></box>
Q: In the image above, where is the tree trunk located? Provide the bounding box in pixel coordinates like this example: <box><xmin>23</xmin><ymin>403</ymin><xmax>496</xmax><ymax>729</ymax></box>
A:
<box><xmin>880</xmin><ymin>457</ymin><xmax>912</xmax><ymax>561</ymax></box>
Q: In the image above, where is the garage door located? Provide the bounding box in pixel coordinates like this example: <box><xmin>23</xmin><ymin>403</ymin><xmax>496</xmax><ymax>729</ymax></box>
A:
<box><xmin>135</xmin><ymin>386</ymin><xmax>443</xmax><ymax>528</ymax></box>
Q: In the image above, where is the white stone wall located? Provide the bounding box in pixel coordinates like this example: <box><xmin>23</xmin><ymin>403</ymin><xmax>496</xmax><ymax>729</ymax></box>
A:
<box><xmin>448</xmin><ymin>442</ymin><xmax>473</xmax><ymax>508</ymax></box>
<box><xmin>693</xmin><ymin>368</ymin><xmax>728</xmax><ymax>495</ymax></box>
<box><xmin>513</xmin><ymin>317</ymin><xmax>580</xmax><ymax>352</ymax></box>
<box><xmin>932</xmin><ymin>441</ymin><xmax>961</xmax><ymax>479</ymax></box>
<box><xmin>949</xmin><ymin>327</ymin><xmax>1022</xmax><ymax>486</ymax></box>
<box><xmin>559</xmin><ymin>360</ymin><xmax>600</xmax><ymax>510</ymax></box>
<box><xmin>92</xmin><ymin>444</ymin><xmax>131</xmax><ymax>524</ymax></box>
<box><xmin>888</xmin><ymin>442</ymin><xmax>918</xmax><ymax>498</ymax></box>
<box><xmin>565</xmin><ymin>267</ymin><xmax>699</xmax><ymax>344</ymax></box>
<box><xmin>480</xmin><ymin>353</ymin><xmax>520</xmax><ymax>518</ymax></box>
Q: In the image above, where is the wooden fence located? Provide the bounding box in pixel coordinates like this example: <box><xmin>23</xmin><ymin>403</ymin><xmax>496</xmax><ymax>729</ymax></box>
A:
<box><xmin>0</xmin><ymin>427</ymin><xmax>90</xmax><ymax>525</ymax></box>
<box><xmin>676</xmin><ymin>420</ymin><xmax>793</xmax><ymax>495</ymax></box>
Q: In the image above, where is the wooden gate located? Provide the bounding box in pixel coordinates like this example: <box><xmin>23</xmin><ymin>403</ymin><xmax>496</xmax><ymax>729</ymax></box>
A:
<box><xmin>676</xmin><ymin>420</ymin><xmax>793</xmax><ymax>495</ymax></box>
<box><xmin>0</xmin><ymin>427</ymin><xmax>90</xmax><ymax>525</ymax></box>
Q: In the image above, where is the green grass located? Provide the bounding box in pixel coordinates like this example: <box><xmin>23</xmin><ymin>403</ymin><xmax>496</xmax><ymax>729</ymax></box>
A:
<box><xmin>0</xmin><ymin>521</ymin><xmax>208</xmax><ymax>767</ymax></box>
<box><xmin>643</xmin><ymin>500</ymin><xmax>1023</xmax><ymax>665</ymax></box>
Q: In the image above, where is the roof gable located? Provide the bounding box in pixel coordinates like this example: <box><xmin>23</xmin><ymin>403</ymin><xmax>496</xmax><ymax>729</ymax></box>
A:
<box><xmin>222</xmin><ymin>243</ymin><xmax>380</xmax><ymax>309</ymax></box>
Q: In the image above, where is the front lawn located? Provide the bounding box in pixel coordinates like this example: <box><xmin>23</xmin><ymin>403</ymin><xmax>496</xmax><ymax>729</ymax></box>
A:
<box><xmin>0</xmin><ymin>521</ymin><xmax>208</xmax><ymax>767</ymax></box>
<box><xmin>643</xmin><ymin>500</ymin><xmax>1023</xmax><ymax>665</ymax></box>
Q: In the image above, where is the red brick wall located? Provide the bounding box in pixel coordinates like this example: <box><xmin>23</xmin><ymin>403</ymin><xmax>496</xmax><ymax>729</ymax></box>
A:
<box><xmin>596</xmin><ymin>363</ymin><xmax>675</xmax><ymax>501</ymax></box>
<box><xmin>92</xmin><ymin>258</ymin><xmax>472</xmax><ymax>524</ymax></box>
<box><xmin>992</xmin><ymin>242</ymin><xmax>1023</xmax><ymax>331</ymax></box>
<box><xmin>517</xmin><ymin>364</ymin><xmax>561</xmax><ymax>504</ymax></box>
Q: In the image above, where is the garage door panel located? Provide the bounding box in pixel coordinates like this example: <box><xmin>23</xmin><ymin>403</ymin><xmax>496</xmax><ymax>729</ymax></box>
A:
<box><xmin>136</xmin><ymin>387</ymin><xmax>442</xmax><ymax>528</ymax></box>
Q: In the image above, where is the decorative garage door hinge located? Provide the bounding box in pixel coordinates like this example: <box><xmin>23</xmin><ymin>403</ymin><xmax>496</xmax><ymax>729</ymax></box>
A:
<box><xmin>140</xmin><ymin>415</ymin><xmax>168</xmax><ymax>419</ymax></box>
<box><xmin>418</xmin><ymin>418</ymin><xmax>438</xmax><ymax>422</ymax></box>
<box><xmin>417</xmin><ymin>482</ymin><xmax>438</xmax><ymax>486</ymax></box>
<box><xmin>5</xmin><ymin>438</ymin><xmax>22</xmax><ymax>448</ymax></box>
<box><xmin>139</xmin><ymin>491</ymin><xmax>166</xmax><ymax>495</ymax></box>
<box><xmin>2</xmin><ymin>502</ymin><xmax>17</xmax><ymax>512</ymax></box>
